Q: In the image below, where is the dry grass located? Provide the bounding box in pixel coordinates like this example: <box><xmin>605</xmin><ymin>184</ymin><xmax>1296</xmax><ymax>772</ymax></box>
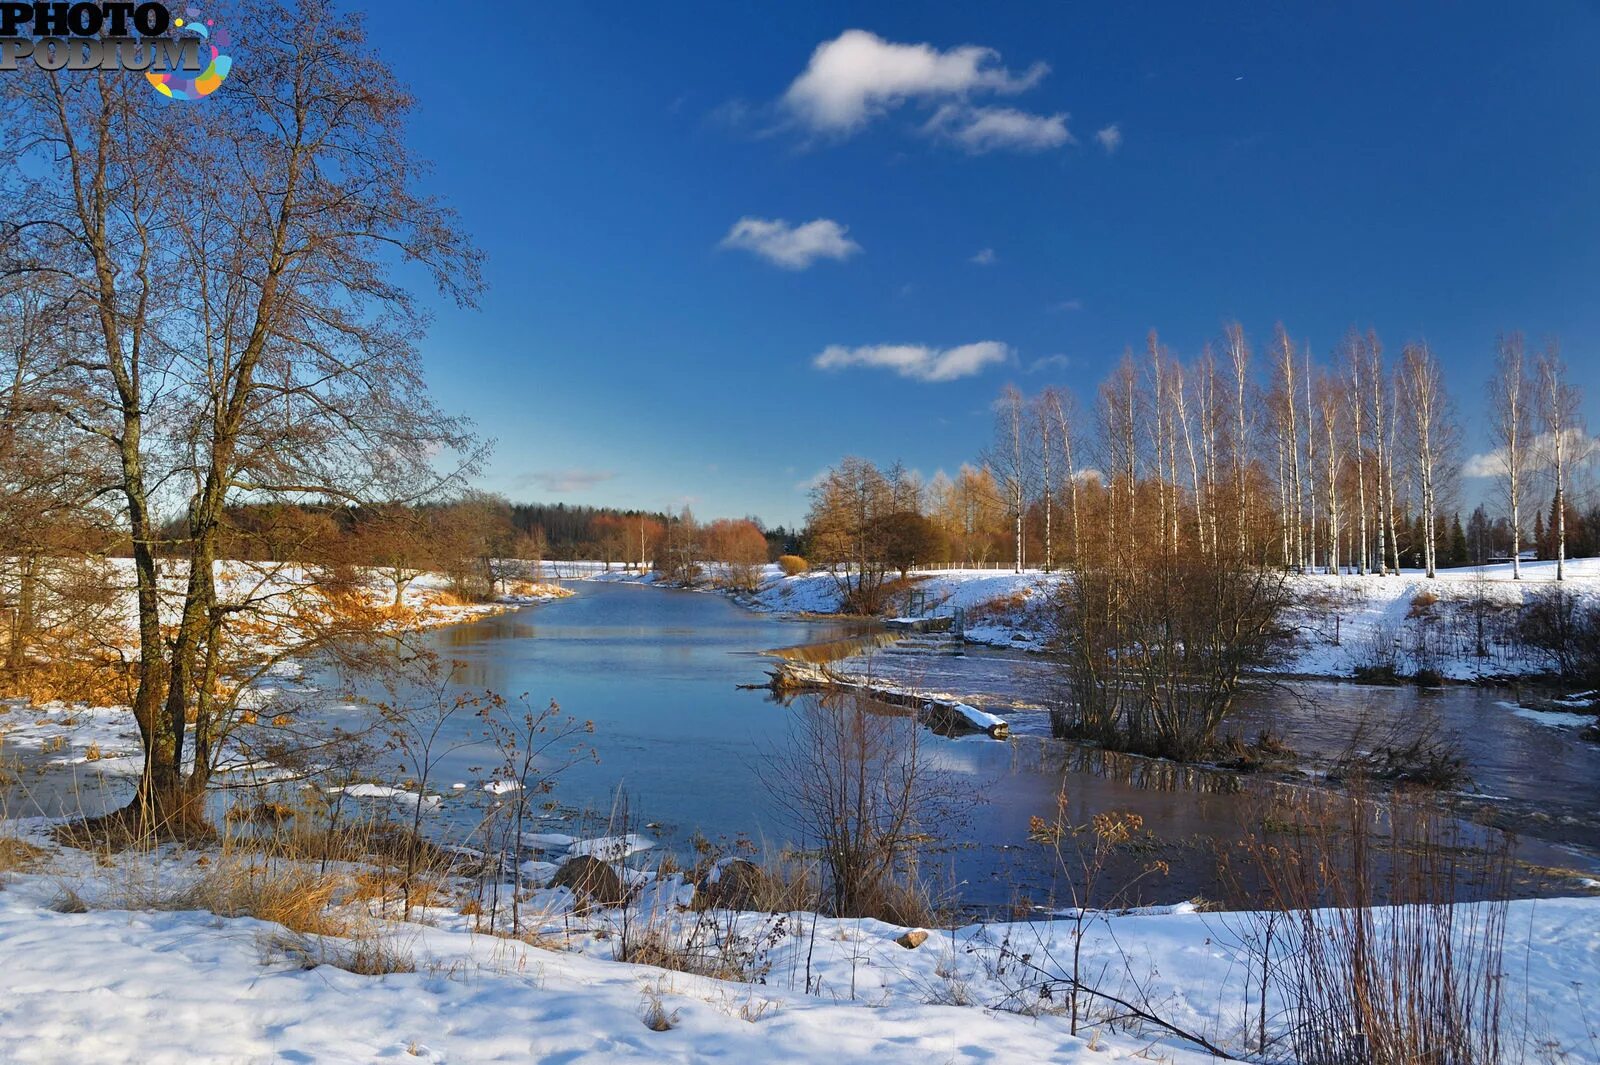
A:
<box><xmin>0</xmin><ymin>634</ymin><xmax>136</xmax><ymax>708</ymax></box>
<box><xmin>149</xmin><ymin>857</ymin><xmax>350</xmax><ymax>936</ymax></box>
<box><xmin>260</xmin><ymin>929</ymin><xmax>417</xmax><ymax>975</ymax></box>
<box><xmin>1408</xmin><ymin>589</ymin><xmax>1441</xmax><ymax>616</ymax></box>
<box><xmin>967</xmin><ymin>589</ymin><xmax>1032</xmax><ymax>624</ymax></box>
<box><xmin>0</xmin><ymin>838</ymin><xmax>46</xmax><ymax>874</ymax></box>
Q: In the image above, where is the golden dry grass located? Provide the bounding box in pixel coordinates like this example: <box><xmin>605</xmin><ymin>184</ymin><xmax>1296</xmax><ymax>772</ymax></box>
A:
<box><xmin>0</xmin><ymin>838</ymin><xmax>46</xmax><ymax>874</ymax></box>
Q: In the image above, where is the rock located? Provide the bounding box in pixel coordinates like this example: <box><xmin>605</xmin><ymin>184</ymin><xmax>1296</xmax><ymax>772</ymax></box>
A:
<box><xmin>895</xmin><ymin>929</ymin><xmax>929</xmax><ymax>950</ymax></box>
<box><xmin>699</xmin><ymin>858</ymin><xmax>771</xmax><ymax>910</ymax></box>
<box><xmin>550</xmin><ymin>855</ymin><xmax>630</xmax><ymax>907</ymax></box>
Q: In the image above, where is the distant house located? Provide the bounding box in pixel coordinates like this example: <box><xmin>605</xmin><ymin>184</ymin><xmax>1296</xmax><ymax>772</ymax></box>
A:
<box><xmin>1486</xmin><ymin>549</ymin><xmax>1539</xmax><ymax>564</ymax></box>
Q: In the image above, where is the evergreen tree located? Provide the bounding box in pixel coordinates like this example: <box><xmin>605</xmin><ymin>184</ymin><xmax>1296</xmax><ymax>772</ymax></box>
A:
<box><xmin>1447</xmin><ymin>513</ymin><xmax>1469</xmax><ymax>567</ymax></box>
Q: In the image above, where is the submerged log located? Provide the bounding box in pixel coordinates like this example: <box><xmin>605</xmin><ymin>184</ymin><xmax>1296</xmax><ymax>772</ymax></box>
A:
<box><xmin>765</xmin><ymin>662</ymin><xmax>1009</xmax><ymax>739</ymax></box>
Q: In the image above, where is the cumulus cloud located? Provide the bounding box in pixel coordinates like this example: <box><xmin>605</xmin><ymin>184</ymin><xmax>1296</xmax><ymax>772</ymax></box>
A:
<box><xmin>813</xmin><ymin>341</ymin><xmax>1010</xmax><ymax>383</ymax></box>
<box><xmin>516</xmin><ymin>469</ymin><xmax>617</xmax><ymax>494</ymax></box>
<box><xmin>1095</xmin><ymin>123</ymin><xmax>1122</xmax><ymax>153</ymax></box>
<box><xmin>782</xmin><ymin>29</ymin><xmax>1047</xmax><ymax>134</ymax></box>
<box><xmin>970</xmin><ymin>247</ymin><xmax>997</xmax><ymax>265</ymax></box>
<box><xmin>1463</xmin><ymin>429</ymin><xmax>1600</xmax><ymax>479</ymax></box>
<box><xmin>923</xmin><ymin>104</ymin><xmax>1072</xmax><ymax>153</ymax></box>
<box><xmin>720</xmin><ymin>217</ymin><xmax>862</xmax><ymax>269</ymax></box>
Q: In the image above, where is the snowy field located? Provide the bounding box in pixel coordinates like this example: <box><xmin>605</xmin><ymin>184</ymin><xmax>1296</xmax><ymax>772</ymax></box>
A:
<box><xmin>0</xmin><ymin>823</ymin><xmax>1597</xmax><ymax>1064</ymax></box>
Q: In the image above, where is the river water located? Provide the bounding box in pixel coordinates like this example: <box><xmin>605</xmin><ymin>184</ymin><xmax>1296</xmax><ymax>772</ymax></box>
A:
<box><xmin>8</xmin><ymin>580</ymin><xmax>1593</xmax><ymax>912</ymax></box>
<box><xmin>365</xmin><ymin>581</ymin><xmax>1600</xmax><ymax>910</ymax></box>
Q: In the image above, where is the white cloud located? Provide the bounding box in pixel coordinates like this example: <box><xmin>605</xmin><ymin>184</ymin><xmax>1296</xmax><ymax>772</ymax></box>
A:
<box><xmin>782</xmin><ymin>29</ymin><xmax>1048</xmax><ymax>135</ymax></box>
<box><xmin>923</xmin><ymin>104</ymin><xmax>1071</xmax><ymax>153</ymax></box>
<box><xmin>813</xmin><ymin>341</ymin><xmax>1010</xmax><ymax>383</ymax></box>
<box><xmin>1027</xmin><ymin>354</ymin><xmax>1072</xmax><ymax>374</ymax></box>
<box><xmin>970</xmin><ymin>247</ymin><xmax>997</xmax><ymax>265</ymax></box>
<box><xmin>516</xmin><ymin>468</ymin><xmax>616</xmax><ymax>493</ymax></box>
<box><xmin>1095</xmin><ymin>123</ymin><xmax>1122</xmax><ymax>153</ymax></box>
<box><xmin>720</xmin><ymin>217</ymin><xmax>861</xmax><ymax>269</ymax></box>
<box><xmin>1463</xmin><ymin>429</ymin><xmax>1600</xmax><ymax>478</ymax></box>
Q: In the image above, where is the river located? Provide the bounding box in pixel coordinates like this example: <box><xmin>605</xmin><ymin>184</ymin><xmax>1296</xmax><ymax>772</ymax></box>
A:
<box><xmin>368</xmin><ymin>581</ymin><xmax>1600</xmax><ymax>910</ymax></box>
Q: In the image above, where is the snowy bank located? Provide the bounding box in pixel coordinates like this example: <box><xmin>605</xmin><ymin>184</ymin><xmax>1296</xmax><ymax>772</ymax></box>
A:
<box><xmin>0</xmin><ymin>831</ymin><xmax>1597</xmax><ymax>1064</ymax></box>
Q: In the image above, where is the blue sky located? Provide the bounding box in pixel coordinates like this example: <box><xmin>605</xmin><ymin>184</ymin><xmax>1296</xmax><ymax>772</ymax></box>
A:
<box><xmin>363</xmin><ymin>2</ymin><xmax>1600</xmax><ymax>527</ymax></box>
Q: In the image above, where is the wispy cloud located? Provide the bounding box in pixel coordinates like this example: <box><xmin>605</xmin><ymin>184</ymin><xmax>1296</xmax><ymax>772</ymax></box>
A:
<box><xmin>813</xmin><ymin>341</ymin><xmax>1010</xmax><ymax>383</ymax></box>
<box><xmin>1095</xmin><ymin>123</ymin><xmax>1122</xmax><ymax>154</ymax></box>
<box><xmin>970</xmin><ymin>247</ymin><xmax>997</xmax><ymax>266</ymax></box>
<box><xmin>923</xmin><ymin>104</ymin><xmax>1071</xmax><ymax>153</ymax></box>
<box><xmin>1027</xmin><ymin>354</ymin><xmax>1073</xmax><ymax>374</ymax></box>
<box><xmin>515</xmin><ymin>468</ymin><xmax>617</xmax><ymax>494</ymax></box>
<box><xmin>720</xmin><ymin>216</ymin><xmax>862</xmax><ymax>269</ymax></box>
<box><xmin>1049</xmin><ymin>297</ymin><xmax>1083</xmax><ymax>313</ymax></box>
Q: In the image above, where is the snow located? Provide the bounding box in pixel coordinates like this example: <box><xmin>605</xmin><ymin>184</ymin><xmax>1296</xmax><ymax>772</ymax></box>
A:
<box><xmin>564</xmin><ymin>833</ymin><xmax>655</xmax><ymax>861</ymax></box>
<box><xmin>949</xmin><ymin>701</ymin><xmax>1007</xmax><ymax>732</ymax></box>
<box><xmin>329</xmin><ymin>783</ymin><xmax>441</xmax><ymax>809</ymax></box>
<box><xmin>595</xmin><ymin>559</ymin><xmax>1600</xmax><ymax>681</ymax></box>
<box><xmin>1505</xmin><ymin>703</ymin><xmax>1597</xmax><ymax>729</ymax></box>
<box><xmin>0</xmin><ymin>835</ymin><xmax>1597</xmax><ymax>1064</ymax></box>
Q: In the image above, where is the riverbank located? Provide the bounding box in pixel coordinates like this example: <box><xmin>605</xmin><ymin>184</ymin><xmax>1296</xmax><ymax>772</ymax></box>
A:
<box><xmin>0</xmin><ymin>565</ymin><xmax>573</xmax><ymax>806</ymax></box>
<box><xmin>1</xmin><ymin>815</ymin><xmax>1597</xmax><ymax>1063</ymax></box>
<box><xmin>591</xmin><ymin>559</ymin><xmax>1600</xmax><ymax>686</ymax></box>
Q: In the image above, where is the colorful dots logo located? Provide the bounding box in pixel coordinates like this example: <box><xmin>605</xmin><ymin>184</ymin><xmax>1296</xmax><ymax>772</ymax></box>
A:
<box><xmin>146</xmin><ymin>7</ymin><xmax>232</xmax><ymax>101</ymax></box>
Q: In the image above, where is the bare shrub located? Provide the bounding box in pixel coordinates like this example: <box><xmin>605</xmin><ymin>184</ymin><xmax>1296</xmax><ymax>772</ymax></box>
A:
<box><xmin>1329</xmin><ymin>710</ymin><xmax>1468</xmax><ymax>790</ymax></box>
<box><xmin>1050</xmin><ymin>551</ymin><xmax>1292</xmax><ymax>760</ymax></box>
<box><xmin>1219</xmin><ymin>789</ymin><xmax>1513</xmax><ymax>1064</ymax></box>
<box><xmin>1516</xmin><ymin>586</ymin><xmax>1600</xmax><ymax>683</ymax></box>
<box><xmin>766</xmin><ymin>687</ymin><xmax>957</xmax><ymax>923</ymax></box>
<box><xmin>1351</xmin><ymin>621</ymin><xmax>1403</xmax><ymax>684</ymax></box>
<box><xmin>617</xmin><ymin>909</ymin><xmax>791</xmax><ymax>983</ymax></box>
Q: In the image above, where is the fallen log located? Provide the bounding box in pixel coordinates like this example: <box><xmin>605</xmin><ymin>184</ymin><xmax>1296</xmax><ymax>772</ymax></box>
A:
<box><xmin>765</xmin><ymin>661</ymin><xmax>1009</xmax><ymax>739</ymax></box>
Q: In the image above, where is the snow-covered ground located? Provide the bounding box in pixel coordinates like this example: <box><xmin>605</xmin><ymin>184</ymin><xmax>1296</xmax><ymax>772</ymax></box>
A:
<box><xmin>596</xmin><ymin>559</ymin><xmax>1600</xmax><ymax>682</ymax></box>
<box><xmin>1</xmin><ymin>823</ymin><xmax>1597</xmax><ymax>1064</ymax></box>
<box><xmin>0</xmin><ymin>564</ymin><xmax>573</xmax><ymax>798</ymax></box>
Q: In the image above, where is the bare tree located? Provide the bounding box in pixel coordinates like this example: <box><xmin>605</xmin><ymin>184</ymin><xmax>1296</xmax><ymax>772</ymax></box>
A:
<box><xmin>1341</xmin><ymin>330</ymin><xmax>1370</xmax><ymax>574</ymax></box>
<box><xmin>1315</xmin><ymin>371</ymin><xmax>1343</xmax><ymax>574</ymax></box>
<box><xmin>1365</xmin><ymin>332</ymin><xmax>1399</xmax><ymax>575</ymax></box>
<box><xmin>1271</xmin><ymin>327</ymin><xmax>1306</xmax><ymax>571</ymax></box>
<box><xmin>985</xmin><ymin>384</ymin><xmax>1033</xmax><ymax>573</ymax></box>
<box><xmin>1224</xmin><ymin>322</ymin><xmax>1253</xmax><ymax>557</ymax></box>
<box><xmin>1397</xmin><ymin>343</ymin><xmax>1457</xmax><ymax>578</ymax></box>
<box><xmin>1535</xmin><ymin>341</ymin><xmax>1584</xmax><ymax>581</ymax></box>
<box><xmin>2</xmin><ymin>0</ymin><xmax>484</xmax><ymax>831</ymax></box>
<box><xmin>1489</xmin><ymin>333</ymin><xmax>1532</xmax><ymax>578</ymax></box>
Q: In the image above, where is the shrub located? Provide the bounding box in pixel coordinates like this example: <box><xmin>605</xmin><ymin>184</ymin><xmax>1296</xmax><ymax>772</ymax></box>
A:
<box><xmin>777</xmin><ymin>555</ymin><xmax>808</xmax><ymax>577</ymax></box>
<box><xmin>1516</xmin><ymin>586</ymin><xmax>1600</xmax><ymax>682</ymax></box>
<box><xmin>1050</xmin><ymin>552</ymin><xmax>1292</xmax><ymax>760</ymax></box>
<box><xmin>1220</xmin><ymin>789</ymin><xmax>1512</xmax><ymax>1064</ymax></box>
